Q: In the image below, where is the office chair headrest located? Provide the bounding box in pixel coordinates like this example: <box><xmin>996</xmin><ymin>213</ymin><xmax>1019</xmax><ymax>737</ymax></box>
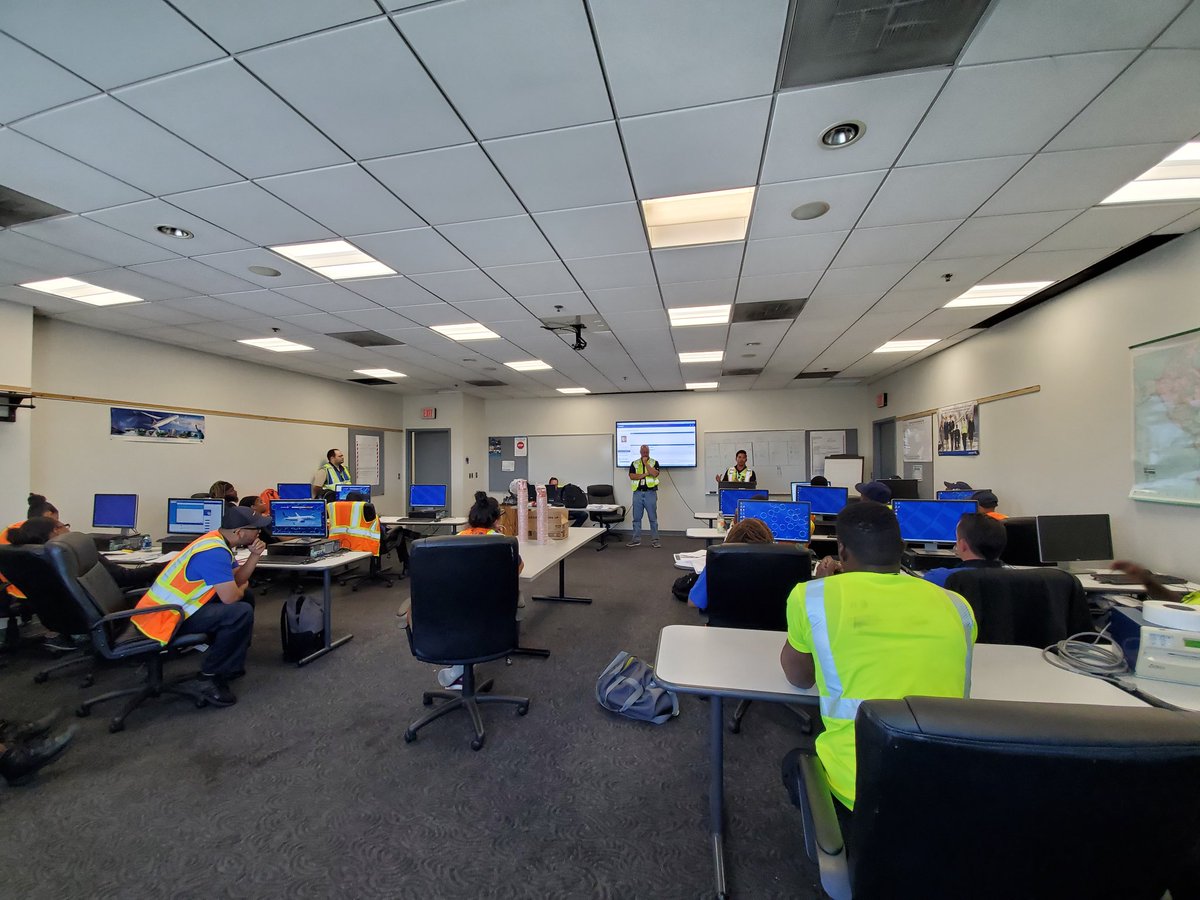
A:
<box><xmin>51</xmin><ymin>530</ymin><xmax>100</xmax><ymax>573</ymax></box>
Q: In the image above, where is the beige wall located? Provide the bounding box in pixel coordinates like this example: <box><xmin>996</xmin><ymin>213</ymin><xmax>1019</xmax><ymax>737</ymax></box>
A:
<box><xmin>0</xmin><ymin>302</ymin><xmax>34</xmax><ymax>519</ymax></box>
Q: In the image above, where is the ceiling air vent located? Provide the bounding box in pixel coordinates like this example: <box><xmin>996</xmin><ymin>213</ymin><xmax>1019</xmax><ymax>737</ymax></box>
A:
<box><xmin>722</xmin><ymin>367</ymin><xmax>763</xmax><ymax>377</ymax></box>
<box><xmin>0</xmin><ymin>184</ymin><xmax>68</xmax><ymax>227</ymax></box>
<box><xmin>466</xmin><ymin>379</ymin><xmax>507</xmax><ymax>387</ymax></box>
<box><xmin>731</xmin><ymin>298</ymin><xmax>807</xmax><ymax>323</ymax></box>
<box><xmin>795</xmin><ymin>371</ymin><xmax>839</xmax><ymax>380</ymax></box>
<box><xmin>347</xmin><ymin>377</ymin><xmax>393</xmax><ymax>386</ymax></box>
<box><xmin>329</xmin><ymin>330</ymin><xmax>404</xmax><ymax>348</ymax></box>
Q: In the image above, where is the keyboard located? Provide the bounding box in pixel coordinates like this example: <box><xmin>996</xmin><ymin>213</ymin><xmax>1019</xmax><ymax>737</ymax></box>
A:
<box><xmin>1092</xmin><ymin>572</ymin><xmax>1188</xmax><ymax>586</ymax></box>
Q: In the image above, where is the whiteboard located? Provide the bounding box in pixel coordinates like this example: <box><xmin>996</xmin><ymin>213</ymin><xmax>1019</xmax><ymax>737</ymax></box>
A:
<box><xmin>824</xmin><ymin>457</ymin><xmax>864</xmax><ymax>488</ymax></box>
<box><xmin>704</xmin><ymin>430</ymin><xmax>807</xmax><ymax>495</ymax></box>
<box><xmin>527</xmin><ymin>434</ymin><xmax>615</xmax><ymax>492</ymax></box>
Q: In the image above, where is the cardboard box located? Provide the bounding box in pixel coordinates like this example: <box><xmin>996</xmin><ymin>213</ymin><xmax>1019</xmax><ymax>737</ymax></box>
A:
<box><xmin>497</xmin><ymin>504</ymin><xmax>568</xmax><ymax>540</ymax></box>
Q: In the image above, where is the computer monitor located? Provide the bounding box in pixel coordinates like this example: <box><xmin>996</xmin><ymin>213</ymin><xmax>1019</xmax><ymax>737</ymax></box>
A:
<box><xmin>1036</xmin><ymin>514</ymin><xmax>1114</xmax><ymax>565</ymax></box>
<box><xmin>936</xmin><ymin>488</ymin><xmax>988</xmax><ymax>501</ymax></box>
<box><xmin>270</xmin><ymin>500</ymin><xmax>327</xmax><ymax>538</ymax></box>
<box><xmin>335</xmin><ymin>484</ymin><xmax>371</xmax><ymax>501</ymax></box>
<box><xmin>883</xmin><ymin>478</ymin><xmax>921</xmax><ymax>500</ymax></box>
<box><xmin>796</xmin><ymin>485</ymin><xmax>849</xmax><ymax>516</ymax></box>
<box><xmin>92</xmin><ymin>493</ymin><xmax>138</xmax><ymax>532</ymax></box>
<box><xmin>277</xmin><ymin>482</ymin><xmax>311</xmax><ymax>500</ymax></box>
<box><xmin>789</xmin><ymin>481</ymin><xmax>811</xmax><ymax>498</ymax></box>
<box><xmin>166</xmin><ymin>498</ymin><xmax>224</xmax><ymax>535</ymax></box>
<box><xmin>409</xmin><ymin>484</ymin><xmax>448</xmax><ymax>512</ymax></box>
<box><xmin>734</xmin><ymin>500</ymin><xmax>812</xmax><ymax>543</ymax></box>
<box><xmin>718</xmin><ymin>487</ymin><xmax>768</xmax><ymax>517</ymax></box>
<box><xmin>893</xmin><ymin>499</ymin><xmax>976</xmax><ymax>549</ymax></box>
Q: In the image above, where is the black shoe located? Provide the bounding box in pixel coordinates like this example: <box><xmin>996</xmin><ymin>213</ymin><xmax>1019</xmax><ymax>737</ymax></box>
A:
<box><xmin>0</xmin><ymin>708</ymin><xmax>61</xmax><ymax>744</ymax></box>
<box><xmin>0</xmin><ymin>726</ymin><xmax>76</xmax><ymax>785</ymax></box>
<box><xmin>198</xmin><ymin>676</ymin><xmax>237</xmax><ymax>708</ymax></box>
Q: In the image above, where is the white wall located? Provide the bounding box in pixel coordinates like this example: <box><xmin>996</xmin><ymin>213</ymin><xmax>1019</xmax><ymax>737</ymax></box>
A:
<box><xmin>484</xmin><ymin>386</ymin><xmax>875</xmax><ymax>532</ymax></box>
<box><xmin>0</xmin><ymin>302</ymin><xmax>34</xmax><ymax>520</ymax></box>
<box><xmin>874</xmin><ymin>228</ymin><xmax>1200</xmax><ymax>579</ymax></box>
<box><xmin>30</xmin><ymin>319</ymin><xmax>406</xmax><ymax>536</ymax></box>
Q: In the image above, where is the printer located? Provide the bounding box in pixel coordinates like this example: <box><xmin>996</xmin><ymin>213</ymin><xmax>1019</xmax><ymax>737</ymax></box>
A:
<box><xmin>1110</xmin><ymin>602</ymin><xmax>1200</xmax><ymax>687</ymax></box>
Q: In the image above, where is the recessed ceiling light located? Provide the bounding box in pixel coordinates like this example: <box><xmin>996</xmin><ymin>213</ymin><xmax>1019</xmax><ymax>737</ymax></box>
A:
<box><xmin>270</xmin><ymin>239</ymin><xmax>395</xmax><ymax>280</ymax></box>
<box><xmin>505</xmin><ymin>359</ymin><xmax>552</xmax><ymax>371</ymax></box>
<box><xmin>686</xmin><ymin>382</ymin><xmax>719</xmax><ymax>390</ymax></box>
<box><xmin>156</xmin><ymin>224</ymin><xmax>193</xmax><ymax>239</ymax></box>
<box><xmin>642</xmin><ymin>187</ymin><xmax>755</xmax><ymax>249</ymax></box>
<box><xmin>944</xmin><ymin>281</ymin><xmax>1053</xmax><ymax>308</ymax></box>
<box><xmin>557</xmin><ymin>387</ymin><xmax>590</xmax><ymax>394</ymax></box>
<box><xmin>791</xmin><ymin>201</ymin><xmax>831</xmax><ymax>221</ymax></box>
<box><xmin>668</xmin><ymin>304</ymin><xmax>731</xmax><ymax>327</ymax></box>
<box><xmin>431</xmin><ymin>323</ymin><xmax>500</xmax><ymax>341</ymax></box>
<box><xmin>354</xmin><ymin>368</ymin><xmax>406</xmax><ymax>378</ymax></box>
<box><xmin>678</xmin><ymin>350</ymin><xmax>725</xmax><ymax>363</ymax></box>
<box><xmin>239</xmin><ymin>337</ymin><xmax>313</xmax><ymax>352</ymax></box>
<box><xmin>20</xmin><ymin>277</ymin><xmax>143</xmax><ymax>307</ymax></box>
<box><xmin>1102</xmin><ymin>141</ymin><xmax>1200</xmax><ymax>204</ymax></box>
<box><xmin>874</xmin><ymin>339</ymin><xmax>938</xmax><ymax>353</ymax></box>
<box><xmin>820</xmin><ymin>121</ymin><xmax>865</xmax><ymax>148</ymax></box>
<box><xmin>248</xmin><ymin>265</ymin><xmax>282</xmax><ymax>277</ymax></box>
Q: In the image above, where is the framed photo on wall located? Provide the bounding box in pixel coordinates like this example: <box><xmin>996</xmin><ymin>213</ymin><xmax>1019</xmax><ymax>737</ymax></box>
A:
<box><xmin>936</xmin><ymin>401</ymin><xmax>979</xmax><ymax>456</ymax></box>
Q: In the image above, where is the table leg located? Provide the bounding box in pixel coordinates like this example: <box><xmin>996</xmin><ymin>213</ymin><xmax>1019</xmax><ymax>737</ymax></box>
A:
<box><xmin>710</xmin><ymin>694</ymin><xmax>728</xmax><ymax>898</ymax></box>
<box><xmin>533</xmin><ymin>559</ymin><xmax>592</xmax><ymax>604</ymax></box>
<box><xmin>297</xmin><ymin>566</ymin><xmax>354</xmax><ymax>666</ymax></box>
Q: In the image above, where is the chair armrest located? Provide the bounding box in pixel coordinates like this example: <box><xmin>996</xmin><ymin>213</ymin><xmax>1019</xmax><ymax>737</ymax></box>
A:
<box><xmin>93</xmin><ymin>603</ymin><xmax>187</xmax><ymax>642</ymax></box>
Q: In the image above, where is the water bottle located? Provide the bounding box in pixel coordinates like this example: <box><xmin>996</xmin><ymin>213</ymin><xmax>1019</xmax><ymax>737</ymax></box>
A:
<box><xmin>141</xmin><ymin>534</ymin><xmax>152</xmax><ymax>551</ymax></box>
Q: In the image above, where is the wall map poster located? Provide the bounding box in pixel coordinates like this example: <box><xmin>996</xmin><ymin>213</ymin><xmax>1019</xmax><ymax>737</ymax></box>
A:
<box><xmin>110</xmin><ymin>406</ymin><xmax>204</xmax><ymax>443</ymax></box>
<box><xmin>936</xmin><ymin>401</ymin><xmax>979</xmax><ymax>456</ymax></box>
<box><xmin>1130</xmin><ymin>330</ymin><xmax>1200</xmax><ymax>506</ymax></box>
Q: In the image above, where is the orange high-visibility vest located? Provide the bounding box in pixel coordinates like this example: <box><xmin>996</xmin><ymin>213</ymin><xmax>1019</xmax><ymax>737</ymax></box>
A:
<box><xmin>0</xmin><ymin>520</ymin><xmax>26</xmax><ymax>600</ymax></box>
<box><xmin>133</xmin><ymin>532</ymin><xmax>230</xmax><ymax>644</ymax></box>
<box><xmin>327</xmin><ymin>501</ymin><xmax>380</xmax><ymax>554</ymax></box>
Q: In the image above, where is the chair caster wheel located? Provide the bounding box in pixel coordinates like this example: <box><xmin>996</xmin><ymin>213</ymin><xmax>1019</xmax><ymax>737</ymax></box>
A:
<box><xmin>76</xmin><ymin>705</ymin><xmax>90</xmax><ymax>718</ymax></box>
<box><xmin>422</xmin><ymin>695</ymin><xmax>433</xmax><ymax>706</ymax></box>
<box><xmin>471</xmin><ymin>736</ymin><xmax>485</xmax><ymax>751</ymax></box>
<box><xmin>82</xmin><ymin>675</ymin><xmax>95</xmax><ymax>687</ymax></box>
<box><xmin>516</xmin><ymin>703</ymin><xmax>529</xmax><ymax>716</ymax></box>
<box><xmin>351</xmin><ymin>586</ymin><xmax>360</xmax><ymax>593</ymax></box>
<box><xmin>195</xmin><ymin>697</ymin><xmax>208</xmax><ymax>708</ymax></box>
<box><xmin>403</xmin><ymin>729</ymin><xmax>416</xmax><ymax>743</ymax></box>
<box><xmin>728</xmin><ymin>721</ymin><xmax>741</xmax><ymax>734</ymax></box>
<box><xmin>108</xmin><ymin>719</ymin><xmax>125</xmax><ymax>733</ymax></box>
<box><xmin>33</xmin><ymin>672</ymin><xmax>49</xmax><ymax>684</ymax></box>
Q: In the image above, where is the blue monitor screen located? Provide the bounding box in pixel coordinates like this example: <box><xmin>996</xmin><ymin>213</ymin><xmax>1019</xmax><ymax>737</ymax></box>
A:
<box><xmin>335</xmin><ymin>484</ymin><xmax>371</xmax><ymax>501</ymax></box>
<box><xmin>893</xmin><ymin>499</ymin><xmax>976</xmax><ymax>544</ymax></box>
<box><xmin>796</xmin><ymin>485</ymin><xmax>849</xmax><ymax>515</ymax></box>
<box><xmin>92</xmin><ymin>493</ymin><xmax>138</xmax><ymax>529</ymax></box>
<box><xmin>409</xmin><ymin>484</ymin><xmax>447</xmax><ymax>509</ymax></box>
<box><xmin>167</xmin><ymin>498</ymin><xmax>224</xmax><ymax>535</ymax></box>
<box><xmin>277</xmin><ymin>482</ymin><xmax>311</xmax><ymax>500</ymax></box>
<box><xmin>270</xmin><ymin>500</ymin><xmax>327</xmax><ymax>538</ymax></box>
<box><xmin>735</xmin><ymin>500</ymin><xmax>811</xmax><ymax>542</ymax></box>
<box><xmin>719</xmin><ymin>487</ymin><xmax>768</xmax><ymax>517</ymax></box>
<box><xmin>936</xmin><ymin>489</ymin><xmax>986</xmax><ymax>501</ymax></box>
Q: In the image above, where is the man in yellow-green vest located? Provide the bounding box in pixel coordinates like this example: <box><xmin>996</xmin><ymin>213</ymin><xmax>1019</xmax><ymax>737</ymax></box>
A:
<box><xmin>627</xmin><ymin>444</ymin><xmax>661</xmax><ymax>549</ymax></box>
<box><xmin>312</xmin><ymin>447</ymin><xmax>353</xmax><ymax>498</ymax></box>
<box><xmin>780</xmin><ymin>500</ymin><xmax>976</xmax><ymax>814</ymax></box>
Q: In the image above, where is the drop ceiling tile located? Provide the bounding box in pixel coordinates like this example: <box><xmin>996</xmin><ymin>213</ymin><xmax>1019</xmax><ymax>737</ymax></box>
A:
<box><xmin>0</xmin><ymin>231</ymin><xmax>108</xmax><ymax>275</ymax></box>
<box><xmin>896</xmin><ymin>308</ymin><xmax>993</xmax><ymax>336</ymax></box>
<box><xmin>0</xmin><ymin>284</ymin><xmax>87</xmax><ymax>313</ymax></box>
<box><xmin>1156</xmin><ymin>2</ymin><xmax>1200</xmax><ymax>48</ymax></box>
<box><xmin>54</xmin><ymin>307</ymin><xmax>157</xmax><ymax>331</ymax></box>
<box><xmin>407</xmin><ymin>269</ymin><xmax>508</xmax><ymax>303</ymax></box>
<box><xmin>892</xmin><ymin>256</ymin><xmax>1011</xmax><ymax>292</ymax></box>
<box><xmin>0</xmin><ymin>129</ymin><xmax>149</xmax><ymax>212</ymax></box>
<box><xmin>164</xmin><ymin>181</ymin><xmax>333</xmax><ymax>245</ymax></box>
<box><xmin>831</xmin><ymin>220</ymin><xmax>960</xmax><ymax>269</ymax></box>
<box><xmin>10</xmin><ymin>216</ymin><xmax>177</xmax><ymax>266</ymax></box>
<box><xmin>76</xmin><ymin>267</ymin><xmax>196</xmax><ymax>301</ymax></box>
<box><xmin>652</xmin><ymin>243</ymin><xmax>744</xmax><ymax>283</ymax></box>
<box><xmin>1048</xmin><ymin>50</ymin><xmax>1200</xmax><ymax>151</ymax></box>
<box><xmin>742</xmin><ymin>232</ymin><xmax>848</xmax><ymax>277</ymax></box>
<box><xmin>483</xmin><ymin>261</ymin><xmax>579</xmax><ymax>297</ymax></box>
<box><xmin>900</xmin><ymin>52</ymin><xmax>1137</xmax><ymax>166</ymax></box>
<box><xmin>450</xmin><ymin>297</ymin><xmax>532</xmax><ymax>323</ymax></box>
<box><xmin>82</xmin><ymin>198</ymin><xmax>254</xmax><ymax>254</ymax></box>
<box><xmin>275</xmin><ymin>282</ymin><xmax>382</xmax><ymax>312</ymax></box>
<box><xmin>929</xmin><ymin>210</ymin><xmax>1084</xmax><ymax>260</ymax></box>
<box><xmin>192</xmin><ymin>249</ymin><xmax>325</xmax><ymax>288</ymax></box>
<box><xmin>671</xmin><ymin>324</ymin><xmax>727</xmax><ymax>353</ymax></box>
<box><xmin>277</xmin><ymin>312</ymin><xmax>362</xmax><ymax>334</ymax></box>
<box><xmin>393</xmin><ymin>303</ymin><xmax>470</xmax><ymax>328</ymax></box>
<box><xmin>240</xmin><ymin>19</ymin><xmax>470</xmax><ymax>159</ymax></box>
<box><xmin>534</xmin><ymin>202</ymin><xmax>648</xmax><ymax>259</ymax></box>
<box><xmin>129</xmin><ymin>258</ymin><xmax>261</xmax><ymax>295</ymax></box>
<box><xmin>735</xmin><ymin>272</ymin><xmax>822</xmax><ymax>303</ymax></box>
<box><xmin>519</xmin><ymin>291</ymin><xmax>595</xmax><ymax>318</ymax></box>
<box><xmin>438</xmin><ymin>216</ymin><xmax>557</xmax><ymax>268</ymax></box>
<box><xmin>586</xmin><ymin>285</ymin><xmax>664</xmax><ymax>315</ymax></box>
<box><xmin>565</xmin><ymin>251</ymin><xmax>657</xmax><ymax>290</ymax></box>
<box><xmin>483</xmin><ymin>122</ymin><xmax>634</xmax><ymax>213</ymax></box>
<box><xmin>394</xmin><ymin>0</ymin><xmax>612</xmax><ymax>139</ymax></box>
<box><xmin>160</xmin><ymin>296</ymin><xmax>256</xmax><ymax>321</ymax></box>
<box><xmin>986</xmin><ymin>248</ymin><xmax>1115</xmax><ymax>283</ymax></box>
<box><xmin>125</xmin><ymin>300</ymin><xmax>212</xmax><ymax>325</ymax></box>
<box><xmin>13</xmin><ymin>96</ymin><xmax>240</xmax><ymax>195</ymax></box>
<box><xmin>621</xmin><ymin>96</ymin><xmax>771</xmax><ymax>198</ymax></box>
<box><xmin>168</xmin><ymin>0</ymin><xmax>380</xmax><ymax>53</ymax></box>
<box><xmin>116</xmin><ymin>60</ymin><xmax>349</xmax><ymax>179</ymax></box>
<box><xmin>0</xmin><ymin>33</ymin><xmax>97</xmax><ymax>124</ymax></box>
<box><xmin>961</xmin><ymin>0</ymin><xmax>1188</xmax><ymax>64</ymax></box>
<box><xmin>810</xmin><ymin>264</ymin><xmax>912</xmax><ymax>301</ymax></box>
<box><xmin>762</xmin><ymin>69</ymin><xmax>949</xmax><ymax>184</ymax></box>
<box><xmin>749</xmin><ymin>171</ymin><xmax>887</xmax><ymax>240</ymax></box>
<box><xmin>0</xmin><ymin>259</ymin><xmax>62</xmax><ymax>286</ymax></box>
<box><xmin>336</xmin><ymin>306</ymin><xmax>420</xmax><ymax>331</ymax></box>
<box><xmin>859</xmin><ymin>156</ymin><xmax>1029</xmax><ymax>227</ymax></box>
<box><xmin>978</xmin><ymin>143</ymin><xmax>1182</xmax><ymax>215</ymax></box>
<box><xmin>363</xmin><ymin>144</ymin><xmax>522</xmax><ymax>226</ymax></box>
<box><xmin>660</xmin><ymin>280</ymin><xmax>738</xmax><ymax>305</ymax></box>
<box><xmin>1031</xmin><ymin>203</ymin><xmax>1200</xmax><ymax>251</ymax></box>
<box><xmin>349</xmin><ymin>228</ymin><xmax>472</xmax><ymax>276</ymax></box>
<box><xmin>256</xmin><ymin>164</ymin><xmax>423</xmax><ymax>234</ymax></box>
<box><xmin>0</xmin><ymin>0</ymin><xmax>224</xmax><ymax>89</ymax></box>
<box><xmin>870</xmin><ymin>288</ymin><xmax>959</xmax><ymax>315</ymax></box>
<box><xmin>210</xmin><ymin>290</ymin><xmax>320</xmax><ymax>318</ymax></box>
<box><xmin>344</xmin><ymin>275</ymin><xmax>441</xmax><ymax>309</ymax></box>
<box><xmin>1158</xmin><ymin>208</ymin><xmax>1200</xmax><ymax>234</ymax></box>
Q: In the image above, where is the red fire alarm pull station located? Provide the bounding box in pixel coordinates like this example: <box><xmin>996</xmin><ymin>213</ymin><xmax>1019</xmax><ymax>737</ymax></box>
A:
<box><xmin>875</xmin><ymin>393</ymin><xmax>888</xmax><ymax>409</ymax></box>
<box><xmin>421</xmin><ymin>407</ymin><xmax>437</xmax><ymax>419</ymax></box>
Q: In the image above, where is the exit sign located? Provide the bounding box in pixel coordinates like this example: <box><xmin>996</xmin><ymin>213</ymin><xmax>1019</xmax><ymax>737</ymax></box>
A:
<box><xmin>421</xmin><ymin>407</ymin><xmax>437</xmax><ymax>419</ymax></box>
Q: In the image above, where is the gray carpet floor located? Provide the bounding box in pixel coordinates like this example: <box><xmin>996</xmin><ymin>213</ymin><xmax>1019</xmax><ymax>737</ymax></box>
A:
<box><xmin>0</xmin><ymin>532</ymin><xmax>824</xmax><ymax>899</ymax></box>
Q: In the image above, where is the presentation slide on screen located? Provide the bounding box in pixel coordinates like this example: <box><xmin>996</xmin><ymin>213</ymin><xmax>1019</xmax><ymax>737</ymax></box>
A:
<box><xmin>615</xmin><ymin>420</ymin><xmax>697</xmax><ymax>467</ymax></box>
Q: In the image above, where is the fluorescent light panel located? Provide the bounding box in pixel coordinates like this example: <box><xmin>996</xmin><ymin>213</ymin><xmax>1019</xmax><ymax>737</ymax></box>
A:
<box><xmin>945</xmin><ymin>281</ymin><xmax>1053</xmax><ymax>308</ymax></box>
<box><xmin>686</xmin><ymin>382</ymin><xmax>719</xmax><ymax>390</ymax></box>
<box><xmin>239</xmin><ymin>337</ymin><xmax>312</xmax><ymax>352</ymax></box>
<box><xmin>678</xmin><ymin>350</ymin><xmax>724</xmax><ymax>363</ymax></box>
<box><xmin>642</xmin><ymin>187</ymin><xmax>755</xmax><ymax>249</ymax></box>
<box><xmin>430</xmin><ymin>323</ymin><xmax>500</xmax><ymax>341</ymax></box>
<box><xmin>505</xmin><ymin>360</ymin><xmax>552</xmax><ymax>371</ymax></box>
<box><xmin>1102</xmin><ymin>141</ymin><xmax>1200</xmax><ymax>203</ymax></box>
<box><xmin>557</xmin><ymin>387</ymin><xmax>590</xmax><ymax>394</ymax></box>
<box><xmin>874</xmin><ymin>339</ymin><xmax>938</xmax><ymax>353</ymax></box>
<box><xmin>269</xmin><ymin>239</ymin><xmax>395</xmax><ymax>279</ymax></box>
<box><xmin>668</xmin><ymin>305</ymin><xmax>731</xmax><ymax>327</ymax></box>
<box><xmin>355</xmin><ymin>368</ymin><xmax>406</xmax><ymax>378</ymax></box>
<box><xmin>20</xmin><ymin>277</ymin><xmax>143</xmax><ymax>307</ymax></box>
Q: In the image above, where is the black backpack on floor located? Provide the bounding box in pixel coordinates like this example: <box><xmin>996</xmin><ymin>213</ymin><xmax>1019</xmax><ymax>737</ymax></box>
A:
<box><xmin>671</xmin><ymin>571</ymin><xmax>698</xmax><ymax>602</ymax></box>
<box><xmin>281</xmin><ymin>594</ymin><xmax>325</xmax><ymax>662</ymax></box>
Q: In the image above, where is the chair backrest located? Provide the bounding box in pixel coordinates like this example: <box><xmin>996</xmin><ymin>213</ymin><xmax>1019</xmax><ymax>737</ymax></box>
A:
<box><xmin>44</xmin><ymin>531</ymin><xmax>136</xmax><ymax>651</ymax></box>
<box><xmin>704</xmin><ymin>543</ymin><xmax>812</xmax><ymax>630</ymax></box>
<box><xmin>848</xmin><ymin>697</ymin><xmax>1200</xmax><ymax>899</ymax></box>
<box><xmin>0</xmin><ymin>543</ymin><xmax>92</xmax><ymax>635</ymax></box>
<box><xmin>408</xmin><ymin>534</ymin><xmax>520</xmax><ymax>664</ymax></box>
<box><xmin>943</xmin><ymin>567</ymin><xmax>1091</xmax><ymax>646</ymax></box>
<box><xmin>586</xmin><ymin>484</ymin><xmax>616</xmax><ymax>503</ymax></box>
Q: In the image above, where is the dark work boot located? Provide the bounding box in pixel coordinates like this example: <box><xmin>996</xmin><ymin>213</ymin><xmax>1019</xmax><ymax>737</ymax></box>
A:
<box><xmin>0</xmin><ymin>725</ymin><xmax>77</xmax><ymax>785</ymax></box>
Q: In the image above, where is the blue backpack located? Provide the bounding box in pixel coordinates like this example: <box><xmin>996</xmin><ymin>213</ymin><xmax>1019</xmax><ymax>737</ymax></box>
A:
<box><xmin>596</xmin><ymin>651</ymin><xmax>679</xmax><ymax>725</ymax></box>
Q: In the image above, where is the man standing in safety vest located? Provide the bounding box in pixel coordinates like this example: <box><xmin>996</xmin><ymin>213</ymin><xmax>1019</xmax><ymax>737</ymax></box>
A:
<box><xmin>627</xmin><ymin>444</ymin><xmax>661</xmax><ymax>549</ymax></box>
<box><xmin>311</xmin><ymin>448</ymin><xmax>353</xmax><ymax>498</ymax></box>
<box><xmin>779</xmin><ymin>501</ymin><xmax>977</xmax><ymax>813</ymax></box>
<box><xmin>134</xmin><ymin>505</ymin><xmax>269</xmax><ymax>707</ymax></box>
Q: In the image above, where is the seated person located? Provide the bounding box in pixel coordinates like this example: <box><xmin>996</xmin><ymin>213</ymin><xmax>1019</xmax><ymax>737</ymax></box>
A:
<box><xmin>239</xmin><ymin>495</ymin><xmax>282</xmax><ymax>544</ymax></box>
<box><xmin>133</xmin><ymin>505</ymin><xmax>269</xmax><ymax>708</ymax></box>
<box><xmin>855</xmin><ymin>480</ymin><xmax>892</xmax><ymax>504</ymax></box>
<box><xmin>779</xmin><ymin>501</ymin><xmax>977</xmax><ymax>814</ymax></box>
<box><xmin>688</xmin><ymin>517</ymin><xmax>774</xmax><ymax>610</ymax></box>
<box><xmin>209</xmin><ymin>480</ymin><xmax>238</xmax><ymax>509</ymax></box>
<box><xmin>327</xmin><ymin>491</ymin><xmax>380</xmax><ymax>554</ymax></box>
<box><xmin>0</xmin><ymin>709</ymin><xmax>75</xmax><ymax>786</ymax></box>
<box><xmin>548</xmin><ymin>477</ymin><xmax>588</xmax><ymax>527</ymax></box>
<box><xmin>7</xmin><ymin>517</ymin><xmax>167</xmax><ymax>590</ymax></box>
<box><xmin>923</xmin><ymin>513</ymin><xmax>1007</xmax><ymax>587</ymax></box>
<box><xmin>1113</xmin><ymin>560</ymin><xmax>1199</xmax><ymax>605</ymax></box>
<box><xmin>973</xmin><ymin>489</ymin><xmax>1007</xmax><ymax>520</ymax></box>
<box><xmin>809</xmin><ymin>476</ymin><xmax>829</xmax><ymax>487</ymax></box>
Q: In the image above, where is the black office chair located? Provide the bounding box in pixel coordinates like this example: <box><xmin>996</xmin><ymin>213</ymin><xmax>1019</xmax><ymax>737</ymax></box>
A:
<box><xmin>705</xmin><ymin>543</ymin><xmax>812</xmax><ymax>733</ymax></box>
<box><xmin>43</xmin><ymin>531</ymin><xmax>208</xmax><ymax>733</ymax></box>
<box><xmin>788</xmin><ymin>697</ymin><xmax>1200</xmax><ymax>899</ymax></box>
<box><xmin>0</xmin><ymin>544</ymin><xmax>94</xmax><ymax>683</ymax></box>
<box><xmin>586</xmin><ymin>484</ymin><xmax>626</xmax><ymax>551</ymax></box>
<box><xmin>944</xmin><ymin>567</ymin><xmax>1092</xmax><ymax>647</ymax></box>
<box><xmin>403</xmin><ymin>534</ymin><xmax>530</xmax><ymax>750</ymax></box>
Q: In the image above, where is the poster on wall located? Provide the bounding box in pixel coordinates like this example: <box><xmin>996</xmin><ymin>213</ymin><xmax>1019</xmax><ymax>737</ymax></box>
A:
<box><xmin>936</xmin><ymin>402</ymin><xmax>979</xmax><ymax>456</ymax></box>
<box><xmin>110</xmin><ymin>406</ymin><xmax>204</xmax><ymax>443</ymax></box>
<box><xmin>808</xmin><ymin>430</ymin><xmax>846</xmax><ymax>477</ymax></box>
<box><xmin>354</xmin><ymin>434</ymin><xmax>381</xmax><ymax>486</ymax></box>
<box><xmin>1129</xmin><ymin>329</ymin><xmax>1200</xmax><ymax>506</ymax></box>
<box><xmin>902</xmin><ymin>416</ymin><xmax>933</xmax><ymax>463</ymax></box>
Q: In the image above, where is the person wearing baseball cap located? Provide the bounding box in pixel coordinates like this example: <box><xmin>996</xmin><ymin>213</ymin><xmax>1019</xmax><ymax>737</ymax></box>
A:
<box><xmin>855</xmin><ymin>480</ymin><xmax>893</xmax><ymax>504</ymax></box>
<box><xmin>131</xmin><ymin>504</ymin><xmax>271</xmax><ymax>707</ymax></box>
<box><xmin>943</xmin><ymin>481</ymin><xmax>972</xmax><ymax>491</ymax></box>
<box><xmin>972</xmin><ymin>490</ymin><xmax>1006</xmax><ymax>521</ymax></box>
